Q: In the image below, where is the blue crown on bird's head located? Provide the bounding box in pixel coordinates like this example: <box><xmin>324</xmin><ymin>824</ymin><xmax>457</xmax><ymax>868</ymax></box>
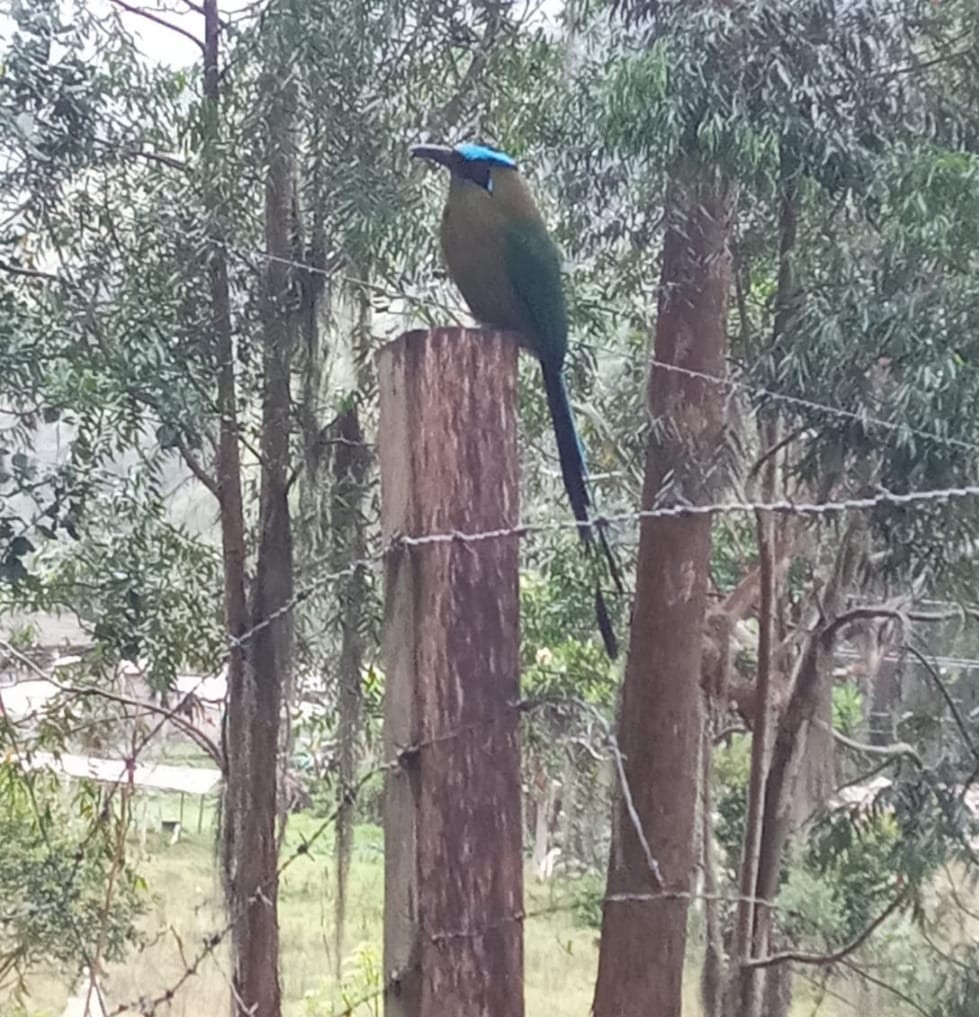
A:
<box><xmin>453</xmin><ymin>142</ymin><xmax>517</xmax><ymax>169</ymax></box>
<box><xmin>409</xmin><ymin>140</ymin><xmax>519</xmax><ymax>173</ymax></box>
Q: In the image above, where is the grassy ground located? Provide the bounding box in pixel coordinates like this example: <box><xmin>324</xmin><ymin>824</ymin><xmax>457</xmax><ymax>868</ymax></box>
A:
<box><xmin>13</xmin><ymin>801</ymin><xmax>834</xmax><ymax>1017</ymax></box>
<box><xmin>16</xmin><ymin>808</ymin><xmax>604</xmax><ymax>1017</ymax></box>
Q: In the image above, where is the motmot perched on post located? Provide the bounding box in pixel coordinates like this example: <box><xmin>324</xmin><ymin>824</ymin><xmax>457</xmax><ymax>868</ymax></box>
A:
<box><xmin>410</xmin><ymin>141</ymin><xmax>622</xmax><ymax>659</ymax></box>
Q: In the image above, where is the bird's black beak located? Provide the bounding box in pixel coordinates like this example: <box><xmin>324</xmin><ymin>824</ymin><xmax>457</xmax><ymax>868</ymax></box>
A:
<box><xmin>410</xmin><ymin>144</ymin><xmax>456</xmax><ymax>169</ymax></box>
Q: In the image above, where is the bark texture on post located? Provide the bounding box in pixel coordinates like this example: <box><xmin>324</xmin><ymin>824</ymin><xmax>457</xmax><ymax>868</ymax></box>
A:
<box><xmin>593</xmin><ymin>175</ymin><xmax>733</xmax><ymax>1017</ymax></box>
<box><xmin>379</xmin><ymin>328</ymin><xmax>523</xmax><ymax>1017</ymax></box>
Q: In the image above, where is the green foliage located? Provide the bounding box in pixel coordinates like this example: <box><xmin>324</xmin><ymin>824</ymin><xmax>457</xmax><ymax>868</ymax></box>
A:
<box><xmin>301</xmin><ymin>940</ymin><xmax>383</xmax><ymax>1016</ymax></box>
<box><xmin>919</xmin><ymin>940</ymin><xmax>979</xmax><ymax>1017</ymax></box>
<box><xmin>775</xmin><ymin>866</ymin><xmax>849</xmax><ymax>947</ymax></box>
<box><xmin>711</xmin><ymin>517</ymin><xmax>757</xmax><ymax>593</ymax></box>
<box><xmin>3</xmin><ymin>620</ymin><xmax>39</xmax><ymax>650</ymax></box>
<box><xmin>0</xmin><ymin>764</ymin><xmax>145</xmax><ymax>991</ymax></box>
<box><xmin>832</xmin><ymin>683</ymin><xmax>864</xmax><ymax>737</ymax></box>
<box><xmin>1</xmin><ymin>484</ymin><xmax>223</xmax><ymax>689</ymax></box>
<box><xmin>521</xmin><ymin>530</ymin><xmax>625</xmax><ymax>677</ymax></box>
<box><xmin>713</xmin><ymin>734</ymin><xmax>751</xmax><ymax>873</ymax></box>
<box><xmin>801</xmin><ymin>808</ymin><xmax>903</xmax><ymax>942</ymax></box>
<box><xmin>570</xmin><ymin>872</ymin><xmax>606</xmax><ymax>931</ymax></box>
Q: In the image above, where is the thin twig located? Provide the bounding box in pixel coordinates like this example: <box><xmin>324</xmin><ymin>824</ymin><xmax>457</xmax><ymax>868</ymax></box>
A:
<box><xmin>0</xmin><ymin>259</ymin><xmax>62</xmax><ymax>283</ymax></box>
<box><xmin>818</xmin><ymin>720</ymin><xmax>922</xmax><ymax>767</ymax></box>
<box><xmin>746</xmin><ymin>887</ymin><xmax>907</xmax><ymax>969</ymax></box>
<box><xmin>905</xmin><ymin>643</ymin><xmax>979</xmax><ymax>759</ymax></box>
<box><xmin>109</xmin><ymin>0</ymin><xmax>206</xmax><ymax>52</ymax></box>
<box><xmin>838</xmin><ymin>958</ymin><xmax>935</xmax><ymax>1017</ymax></box>
<box><xmin>0</xmin><ymin>640</ymin><xmax>223</xmax><ymax>766</ymax></box>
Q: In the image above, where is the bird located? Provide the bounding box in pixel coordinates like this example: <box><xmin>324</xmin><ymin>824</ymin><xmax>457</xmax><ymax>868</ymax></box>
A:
<box><xmin>410</xmin><ymin>140</ymin><xmax>622</xmax><ymax>659</ymax></box>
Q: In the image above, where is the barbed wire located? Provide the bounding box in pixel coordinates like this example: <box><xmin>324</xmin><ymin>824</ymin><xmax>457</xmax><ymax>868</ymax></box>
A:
<box><xmin>9</xmin><ymin>244</ymin><xmax>977</xmax><ymax>500</ymax></box>
<box><xmin>228</xmin><ymin>481</ymin><xmax>979</xmax><ymax>654</ymax></box>
<box><xmin>0</xmin><ymin>674</ymin><xmax>110</xmax><ymax>1013</ymax></box>
<box><xmin>104</xmin><ymin>698</ymin><xmax>532</xmax><ymax>1016</ymax></box>
<box><xmin>0</xmin><ymin>639</ymin><xmax>229</xmax><ymax>1011</ymax></box>
<box><xmin>94</xmin><ymin>687</ymin><xmax>940</xmax><ymax>1016</ymax></box>
<box><xmin>645</xmin><ymin>357</ymin><xmax>979</xmax><ymax>457</ymax></box>
<box><xmin>3</xmin><ymin>633</ymin><xmax>964</xmax><ymax>1015</ymax></box>
<box><xmin>227</xmin><ymin>244</ymin><xmax>979</xmax><ymax>462</ymax></box>
<box><xmin>8</xmin><ymin>239</ymin><xmax>978</xmax><ymax>465</ymax></box>
<box><xmin>0</xmin><ymin>674</ymin><xmax>713</xmax><ymax>1011</ymax></box>
<box><xmin>7</xmin><ymin>245</ymin><xmax>978</xmax><ymax>1015</ymax></box>
<box><xmin>97</xmin><ymin>690</ymin><xmax>833</xmax><ymax>1017</ymax></box>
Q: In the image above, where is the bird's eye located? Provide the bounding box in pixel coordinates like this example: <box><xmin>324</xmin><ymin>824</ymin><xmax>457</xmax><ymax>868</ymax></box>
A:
<box><xmin>461</xmin><ymin>161</ymin><xmax>492</xmax><ymax>192</ymax></box>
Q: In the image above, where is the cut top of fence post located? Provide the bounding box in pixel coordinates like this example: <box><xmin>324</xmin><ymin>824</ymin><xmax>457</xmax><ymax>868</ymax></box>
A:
<box><xmin>377</xmin><ymin>327</ymin><xmax>524</xmax><ymax>1017</ymax></box>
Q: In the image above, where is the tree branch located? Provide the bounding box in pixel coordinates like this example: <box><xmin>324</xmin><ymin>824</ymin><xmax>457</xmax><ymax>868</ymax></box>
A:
<box><xmin>137</xmin><ymin>150</ymin><xmax>187</xmax><ymax>171</ymax></box>
<box><xmin>838</xmin><ymin>958</ymin><xmax>935</xmax><ymax>1017</ymax></box>
<box><xmin>822</xmin><ymin>606</ymin><xmax>907</xmax><ymax>645</ymax></box>
<box><xmin>172</xmin><ymin>0</ymin><xmax>210</xmax><ymax>16</ymax></box>
<box><xmin>69</xmin><ymin>684</ymin><xmax>224</xmax><ymax>767</ymax></box>
<box><xmin>421</xmin><ymin>0</ymin><xmax>504</xmax><ymax>133</ymax></box>
<box><xmin>817</xmin><ymin>720</ymin><xmax>922</xmax><ymax>767</ymax></box>
<box><xmin>904</xmin><ymin>643</ymin><xmax>979</xmax><ymax>760</ymax></box>
<box><xmin>0</xmin><ymin>259</ymin><xmax>61</xmax><ymax>283</ymax></box>
<box><xmin>119</xmin><ymin>383</ymin><xmax>220</xmax><ymax>499</ymax></box>
<box><xmin>719</xmin><ymin>522</ymin><xmax>797</xmax><ymax>621</ymax></box>
<box><xmin>714</xmin><ymin>724</ymin><xmax>748</xmax><ymax>744</ymax></box>
<box><xmin>940</xmin><ymin>862</ymin><xmax>979</xmax><ymax>923</ymax></box>
<box><xmin>749</xmin><ymin>425</ymin><xmax>807</xmax><ymax>480</ymax></box>
<box><xmin>746</xmin><ymin>887</ymin><xmax>908</xmax><ymax>969</ymax></box>
<box><xmin>109</xmin><ymin>0</ymin><xmax>206</xmax><ymax>53</ymax></box>
<box><xmin>906</xmin><ymin>607</ymin><xmax>964</xmax><ymax>623</ymax></box>
<box><xmin>832</xmin><ymin>756</ymin><xmax>905</xmax><ymax>798</ymax></box>
<box><xmin>0</xmin><ymin>640</ymin><xmax>224</xmax><ymax>768</ymax></box>
<box><xmin>174</xmin><ymin>434</ymin><xmax>220</xmax><ymax>497</ymax></box>
<box><xmin>94</xmin><ymin>139</ymin><xmax>189</xmax><ymax>172</ymax></box>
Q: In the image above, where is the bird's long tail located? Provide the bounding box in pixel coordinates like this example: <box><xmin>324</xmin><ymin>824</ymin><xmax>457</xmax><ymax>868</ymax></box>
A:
<box><xmin>541</xmin><ymin>364</ymin><xmax>624</xmax><ymax>659</ymax></box>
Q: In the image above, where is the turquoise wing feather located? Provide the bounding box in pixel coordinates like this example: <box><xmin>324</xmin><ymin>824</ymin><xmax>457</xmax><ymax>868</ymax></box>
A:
<box><xmin>503</xmin><ymin>220</ymin><xmax>568</xmax><ymax>368</ymax></box>
<box><xmin>503</xmin><ymin>218</ymin><xmax>622</xmax><ymax>659</ymax></box>
<box><xmin>503</xmin><ymin>220</ymin><xmax>586</xmax><ymax>521</ymax></box>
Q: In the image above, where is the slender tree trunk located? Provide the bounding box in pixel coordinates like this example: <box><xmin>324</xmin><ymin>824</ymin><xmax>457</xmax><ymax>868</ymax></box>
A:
<box><xmin>531</xmin><ymin>762</ymin><xmax>554</xmax><ymax>879</ymax></box>
<box><xmin>592</xmin><ymin>170</ymin><xmax>733</xmax><ymax>1017</ymax></box>
<box><xmin>332</xmin><ymin>386</ymin><xmax>371</xmax><ymax>969</ymax></box>
<box><xmin>200</xmin><ymin>2</ymin><xmax>252</xmax><ymax>1000</ymax></box>
<box><xmin>558</xmin><ymin>749</ymin><xmax>577</xmax><ymax>863</ymax></box>
<box><xmin>700</xmin><ymin>712</ymin><xmax>723</xmax><ymax>1017</ymax></box>
<box><xmin>725</xmin><ymin>416</ymin><xmax>779</xmax><ymax>1017</ymax></box>
<box><xmin>721</xmin><ymin>147</ymin><xmax>799</xmax><ymax>1017</ymax></box>
<box><xmin>752</xmin><ymin>530</ymin><xmax>860</xmax><ymax>955</ymax></box>
<box><xmin>225</xmin><ymin>27</ymin><xmax>297</xmax><ymax>1015</ymax></box>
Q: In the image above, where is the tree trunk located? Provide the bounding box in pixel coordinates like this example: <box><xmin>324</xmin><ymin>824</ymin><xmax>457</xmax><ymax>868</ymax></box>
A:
<box><xmin>332</xmin><ymin>390</ymin><xmax>372</xmax><ymax>969</ymax></box>
<box><xmin>726</xmin><ymin>416</ymin><xmax>779</xmax><ymax>1017</ymax></box>
<box><xmin>751</xmin><ymin>527</ymin><xmax>863</xmax><ymax>976</ymax></box>
<box><xmin>199</xmin><ymin>2</ymin><xmax>255</xmax><ymax>1008</ymax></box>
<box><xmin>226</xmin><ymin>32</ymin><xmax>297</xmax><ymax>1016</ymax></box>
<box><xmin>700</xmin><ymin>714</ymin><xmax>723</xmax><ymax>1017</ymax></box>
<box><xmin>725</xmin><ymin>150</ymin><xmax>798</xmax><ymax>1017</ymax></box>
<box><xmin>592</xmin><ymin>171</ymin><xmax>733</xmax><ymax>1017</ymax></box>
<box><xmin>558</xmin><ymin>749</ymin><xmax>577</xmax><ymax>864</ymax></box>
<box><xmin>531</xmin><ymin>764</ymin><xmax>556</xmax><ymax>880</ymax></box>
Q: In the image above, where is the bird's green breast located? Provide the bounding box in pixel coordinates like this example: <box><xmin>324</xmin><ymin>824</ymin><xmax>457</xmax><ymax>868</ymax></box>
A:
<box><xmin>440</xmin><ymin>172</ymin><xmax>568</xmax><ymax>366</ymax></box>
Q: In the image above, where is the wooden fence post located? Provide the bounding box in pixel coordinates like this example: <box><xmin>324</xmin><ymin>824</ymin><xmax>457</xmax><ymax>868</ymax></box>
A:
<box><xmin>378</xmin><ymin>328</ymin><xmax>524</xmax><ymax>1017</ymax></box>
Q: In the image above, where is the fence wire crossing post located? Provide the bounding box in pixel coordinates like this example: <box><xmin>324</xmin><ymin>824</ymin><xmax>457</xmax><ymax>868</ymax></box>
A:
<box><xmin>378</xmin><ymin>328</ymin><xmax>524</xmax><ymax>1017</ymax></box>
